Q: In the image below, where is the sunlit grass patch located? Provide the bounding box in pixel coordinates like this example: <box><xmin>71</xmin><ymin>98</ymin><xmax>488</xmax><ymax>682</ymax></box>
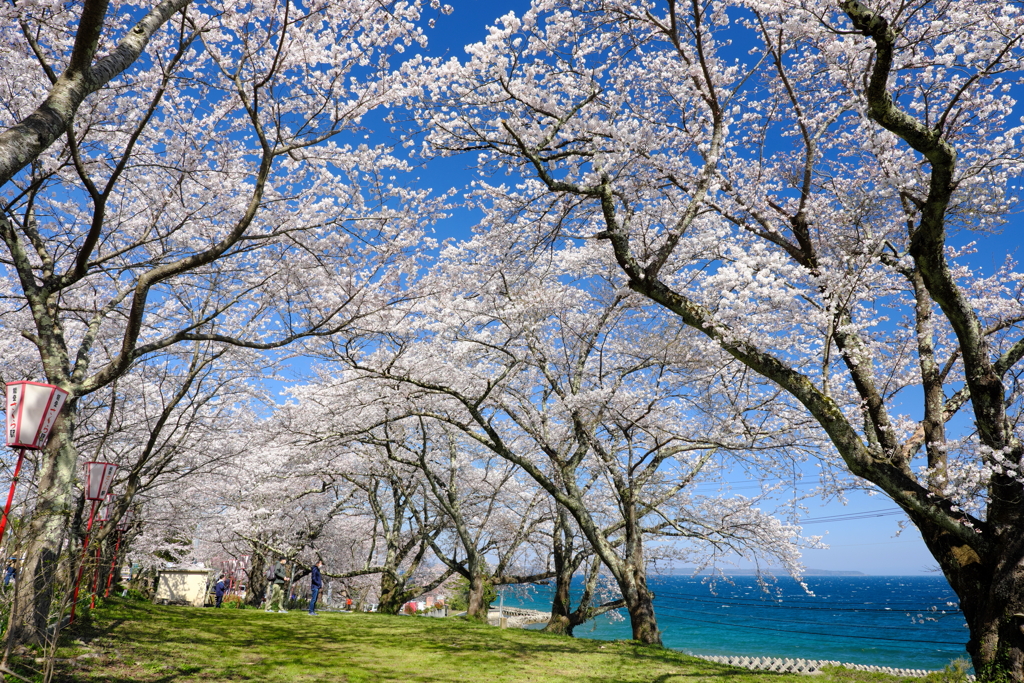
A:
<box><xmin>13</xmin><ymin>599</ymin><xmax>936</xmax><ymax>683</ymax></box>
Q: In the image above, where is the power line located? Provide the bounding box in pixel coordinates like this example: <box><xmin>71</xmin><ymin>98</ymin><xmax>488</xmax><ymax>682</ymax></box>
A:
<box><xmin>550</xmin><ymin>585</ymin><xmax>962</xmax><ymax>613</ymax></box>
<box><xmin>800</xmin><ymin>509</ymin><xmax>905</xmax><ymax>524</ymax></box>
<box><xmin>556</xmin><ymin>584</ymin><xmax>960</xmax><ymax>610</ymax></box>
<box><xmin>650</xmin><ymin>598</ymin><xmax>963</xmax><ymax>631</ymax></box>
<box><xmin>648</xmin><ymin>590</ymin><xmax>961</xmax><ymax>612</ymax></box>
<box><xmin>517</xmin><ymin>575</ymin><xmax>966</xmax><ymax>640</ymax></box>
<box><xmin>651</xmin><ymin>612</ymin><xmax>965</xmax><ymax>646</ymax></box>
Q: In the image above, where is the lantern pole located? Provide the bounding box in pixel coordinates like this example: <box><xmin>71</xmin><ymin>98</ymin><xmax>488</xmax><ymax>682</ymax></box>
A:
<box><xmin>0</xmin><ymin>448</ymin><xmax>27</xmax><ymax>548</ymax></box>
<box><xmin>104</xmin><ymin>509</ymin><xmax>132</xmax><ymax>598</ymax></box>
<box><xmin>89</xmin><ymin>543</ymin><xmax>103</xmax><ymax>609</ymax></box>
<box><xmin>103</xmin><ymin>529</ymin><xmax>122</xmax><ymax>599</ymax></box>
<box><xmin>89</xmin><ymin>495</ymin><xmax>113</xmax><ymax>608</ymax></box>
<box><xmin>69</xmin><ymin>499</ymin><xmax>100</xmax><ymax>623</ymax></box>
<box><xmin>70</xmin><ymin>462</ymin><xmax>116</xmax><ymax>623</ymax></box>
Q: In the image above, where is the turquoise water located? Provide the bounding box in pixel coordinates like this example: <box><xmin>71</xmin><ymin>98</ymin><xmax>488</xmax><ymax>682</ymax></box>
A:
<box><xmin>503</xmin><ymin>575</ymin><xmax>969</xmax><ymax>671</ymax></box>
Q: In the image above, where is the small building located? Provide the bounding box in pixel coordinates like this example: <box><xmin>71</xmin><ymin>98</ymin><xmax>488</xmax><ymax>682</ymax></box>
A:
<box><xmin>153</xmin><ymin>566</ymin><xmax>212</xmax><ymax>607</ymax></box>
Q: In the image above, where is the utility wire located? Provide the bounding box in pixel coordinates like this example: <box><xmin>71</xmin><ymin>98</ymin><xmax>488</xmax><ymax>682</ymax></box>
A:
<box><xmin>647</xmin><ymin>591</ymin><xmax>961</xmax><ymax>612</ymax></box>
<box><xmin>800</xmin><ymin>509</ymin><xmax>905</xmax><ymax>524</ymax></box>
<box><xmin>552</xmin><ymin>585</ymin><xmax>961</xmax><ymax>612</ymax></box>
<box><xmin>652</xmin><ymin>612</ymin><xmax>965</xmax><ymax>646</ymax></box>
<box><xmin>649</xmin><ymin>599</ymin><xmax>963</xmax><ymax>631</ymax></box>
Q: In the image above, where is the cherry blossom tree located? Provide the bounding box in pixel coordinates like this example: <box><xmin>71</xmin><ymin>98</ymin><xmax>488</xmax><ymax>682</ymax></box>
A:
<box><xmin>281</xmin><ymin>374</ymin><xmax>633</xmax><ymax>631</ymax></box>
<box><xmin>193</xmin><ymin>409</ymin><xmax>456</xmax><ymax>611</ymax></box>
<box><xmin>271</xmin><ymin>377</ymin><xmax>558</xmax><ymax>616</ymax></box>
<box><xmin>331</xmin><ymin>237</ymin><xmax>814</xmax><ymax>644</ymax></box>
<box><xmin>0</xmin><ymin>0</ymin><xmax>189</xmax><ymax>186</ymax></box>
<box><xmin>374</xmin><ymin>419</ymin><xmax>556</xmax><ymax>620</ymax></box>
<box><xmin>67</xmin><ymin>350</ymin><xmax>274</xmax><ymax>609</ymax></box>
<box><xmin>333</xmin><ymin>444</ymin><xmax>455</xmax><ymax>615</ymax></box>
<box><xmin>0</xmin><ymin>341</ymin><xmax>269</xmax><ymax>638</ymax></box>
<box><xmin>541</xmin><ymin>502</ymin><xmax>624</xmax><ymax>636</ymax></box>
<box><xmin>82</xmin><ymin>344</ymin><xmax>268</xmax><ymax>530</ymax></box>
<box><xmin>413</xmin><ymin>0</ymin><xmax>1024</xmax><ymax>674</ymax></box>
<box><xmin>0</xmin><ymin>0</ymin><xmax>446</xmax><ymax>642</ymax></box>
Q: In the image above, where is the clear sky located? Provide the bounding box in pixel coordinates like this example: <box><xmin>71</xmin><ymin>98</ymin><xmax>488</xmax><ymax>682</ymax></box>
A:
<box><xmin>411</xmin><ymin>0</ymin><xmax>1024</xmax><ymax>577</ymax></box>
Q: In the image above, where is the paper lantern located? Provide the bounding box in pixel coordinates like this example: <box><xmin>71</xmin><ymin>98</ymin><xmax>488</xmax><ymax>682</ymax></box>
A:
<box><xmin>5</xmin><ymin>381</ymin><xmax>69</xmax><ymax>450</ymax></box>
<box><xmin>84</xmin><ymin>462</ymin><xmax>118</xmax><ymax>502</ymax></box>
<box><xmin>117</xmin><ymin>506</ymin><xmax>135</xmax><ymax>531</ymax></box>
<box><xmin>98</xmin><ymin>494</ymin><xmax>114</xmax><ymax>522</ymax></box>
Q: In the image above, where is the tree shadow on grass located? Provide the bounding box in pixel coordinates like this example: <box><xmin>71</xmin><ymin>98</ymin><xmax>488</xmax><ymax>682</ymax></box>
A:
<box><xmin>75</xmin><ymin>602</ymin><xmax>808</xmax><ymax>683</ymax></box>
<box><xmin>50</xmin><ymin>667</ymin><xmax>198</xmax><ymax>683</ymax></box>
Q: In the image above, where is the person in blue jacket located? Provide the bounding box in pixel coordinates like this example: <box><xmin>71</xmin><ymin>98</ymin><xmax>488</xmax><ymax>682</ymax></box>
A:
<box><xmin>214</xmin><ymin>575</ymin><xmax>228</xmax><ymax>608</ymax></box>
<box><xmin>3</xmin><ymin>558</ymin><xmax>16</xmax><ymax>588</ymax></box>
<box><xmin>308</xmin><ymin>560</ymin><xmax>323</xmax><ymax>615</ymax></box>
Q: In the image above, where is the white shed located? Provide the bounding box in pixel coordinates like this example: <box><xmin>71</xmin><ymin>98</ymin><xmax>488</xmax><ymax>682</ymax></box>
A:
<box><xmin>154</xmin><ymin>567</ymin><xmax>212</xmax><ymax>607</ymax></box>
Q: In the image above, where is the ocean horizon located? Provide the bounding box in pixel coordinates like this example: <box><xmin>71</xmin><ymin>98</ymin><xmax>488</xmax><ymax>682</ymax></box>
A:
<box><xmin>502</xmin><ymin>574</ymin><xmax>969</xmax><ymax>671</ymax></box>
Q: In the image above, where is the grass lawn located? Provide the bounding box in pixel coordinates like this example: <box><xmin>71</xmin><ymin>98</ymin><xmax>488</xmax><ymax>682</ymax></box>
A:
<box><xmin>17</xmin><ymin>599</ymin><xmax>943</xmax><ymax>683</ymax></box>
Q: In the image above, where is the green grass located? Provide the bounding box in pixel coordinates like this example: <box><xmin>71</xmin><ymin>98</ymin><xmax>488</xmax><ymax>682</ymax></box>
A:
<box><xmin>15</xmin><ymin>599</ymin><xmax>943</xmax><ymax>683</ymax></box>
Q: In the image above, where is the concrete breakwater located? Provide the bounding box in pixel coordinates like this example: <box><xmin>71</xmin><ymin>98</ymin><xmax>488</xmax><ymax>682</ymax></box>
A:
<box><xmin>694</xmin><ymin>654</ymin><xmax>971</xmax><ymax>680</ymax></box>
<box><xmin>487</xmin><ymin>608</ymin><xmax>551</xmax><ymax>628</ymax></box>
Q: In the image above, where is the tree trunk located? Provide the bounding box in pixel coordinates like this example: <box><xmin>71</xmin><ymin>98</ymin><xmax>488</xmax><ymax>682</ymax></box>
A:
<box><xmin>544</xmin><ymin>507</ymin><xmax>574</xmax><ymax>634</ymax></box>
<box><xmin>543</xmin><ymin>570</ymin><xmax>574</xmax><ymax>635</ymax></box>
<box><xmin>88</xmin><ymin>538</ymin><xmax>112</xmax><ymax>603</ymax></box>
<box><xmin>545</xmin><ymin>484</ymin><xmax>662</xmax><ymax>645</ymax></box>
<box><xmin>466</xmin><ymin>572</ymin><xmax>489</xmax><ymax>620</ymax></box>
<box><xmin>921</xmin><ymin>521</ymin><xmax>1024</xmax><ymax>681</ymax></box>
<box><xmin>615</xmin><ymin>497</ymin><xmax>661</xmax><ymax>646</ymax></box>
<box><xmin>966</xmin><ymin>569</ymin><xmax>1024</xmax><ymax>682</ymax></box>
<box><xmin>245</xmin><ymin>554</ymin><xmax>268</xmax><ymax>607</ymax></box>
<box><xmin>377</xmin><ymin>571</ymin><xmax>408</xmax><ymax>615</ymax></box>
<box><xmin>9</xmin><ymin>411</ymin><xmax>78</xmax><ymax>645</ymax></box>
<box><xmin>619</xmin><ymin>567</ymin><xmax>659</xmax><ymax>645</ymax></box>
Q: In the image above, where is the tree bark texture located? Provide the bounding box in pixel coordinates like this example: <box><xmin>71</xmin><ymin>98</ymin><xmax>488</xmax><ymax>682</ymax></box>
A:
<box><xmin>9</xmin><ymin>411</ymin><xmax>78</xmax><ymax>644</ymax></box>
<box><xmin>377</xmin><ymin>571</ymin><xmax>413</xmax><ymax>615</ymax></box>
<box><xmin>0</xmin><ymin>0</ymin><xmax>191</xmax><ymax>186</ymax></box>
<box><xmin>245</xmin><ymin>554</ymin><xmax>269</xmax><ymax>607</ymax></box>
<box><xmin>465</xmin><ymin>572</ymin><xmax>490</xmax><ymax>621</ymax></box>
<box><xmin>917</xmin><ymin>519</ymin><xmax>1024</xmax><ymax>679</ymax></box>
<box><xmin>543</xmin><ymin>553</ymin><xmax>626</xmax><ymax>637</ymax></box>
<box><xmin>543</xmin><ymin>549</ymin><xmax>574</xmax><ymax>635</ymax></box>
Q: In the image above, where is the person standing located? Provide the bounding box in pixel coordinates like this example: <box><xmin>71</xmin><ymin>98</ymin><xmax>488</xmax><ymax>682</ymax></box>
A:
<box><xmin>308</xmin><ymin>560</ymin><xmax>323</xmax><ymax>616</ymax></box>
<box><xmin>214</xmin><ymin>574</ymin><xmax>228</xmax><ymax>608</ymax></box>
<box><xmin>266</xmin><ymin>559</ymin><xmax>290</xmax><ymax>613</ymax></box>
<box><xmin>3</xmin><ymin>558</ymin><xmax>16</xmax><ymax>588</ymax></box>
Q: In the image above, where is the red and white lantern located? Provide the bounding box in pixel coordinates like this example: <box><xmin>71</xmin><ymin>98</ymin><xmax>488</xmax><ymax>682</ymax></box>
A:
<box><xmin>5</xmin><ymin>381</ymin><xmax>69</xmax><ymax>450</ymax></box>
<box><xmin>1</xmin><ymin>381</ymin><xmax>70</xmax><ymax>548</ymax></box>
<box><xmin>84</xmin><ymin>462</ymin><xmax>118</xmax><ymax>502</ymax></box>
<box><xmin>117</xmin><ymin>506</ymin><xmax>135</xmax><ymax>531</ymax></box>
<box><xmin>98</xmin><ymin>494</ymin><xmax>114</xmax><ymax>522</ymax></box>
<box><xmin>71</xmin><ymin>462</ymin><xmax>118</xmax><ymax>622</ymax></box>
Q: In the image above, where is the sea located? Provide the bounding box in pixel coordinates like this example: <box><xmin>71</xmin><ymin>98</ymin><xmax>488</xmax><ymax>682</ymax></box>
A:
<box><xmin>500</xmin><ymin>575</ymin><xmax>970</xmax><ymax>672</ymax></box>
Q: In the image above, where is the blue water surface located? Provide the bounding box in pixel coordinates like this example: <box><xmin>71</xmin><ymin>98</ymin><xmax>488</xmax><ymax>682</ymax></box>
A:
<box><xmin>502</xmin><ymin>575</ymin><xmax>969</xmax><ymax>671</ymax></box>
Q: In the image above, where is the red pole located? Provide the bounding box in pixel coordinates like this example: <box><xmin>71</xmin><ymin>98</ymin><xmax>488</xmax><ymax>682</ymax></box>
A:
<box><xmin>103</xmin><ymin>530</ymin><xmax>122</xmax><ymax>598</ymax></box>
<box><xmin>0</xmin><ymin>448</ymin><xmax>27</xmax><ymax>548</ymax></box>
<box><xmin>69</xmin><ymin>500</ymin><xmax>99</xmax><ymax>623</ymax></box>
<box><xmin>89</xmin><ymin>544</ymin><xmax>102</xmax><ymax>608</ymax></box>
